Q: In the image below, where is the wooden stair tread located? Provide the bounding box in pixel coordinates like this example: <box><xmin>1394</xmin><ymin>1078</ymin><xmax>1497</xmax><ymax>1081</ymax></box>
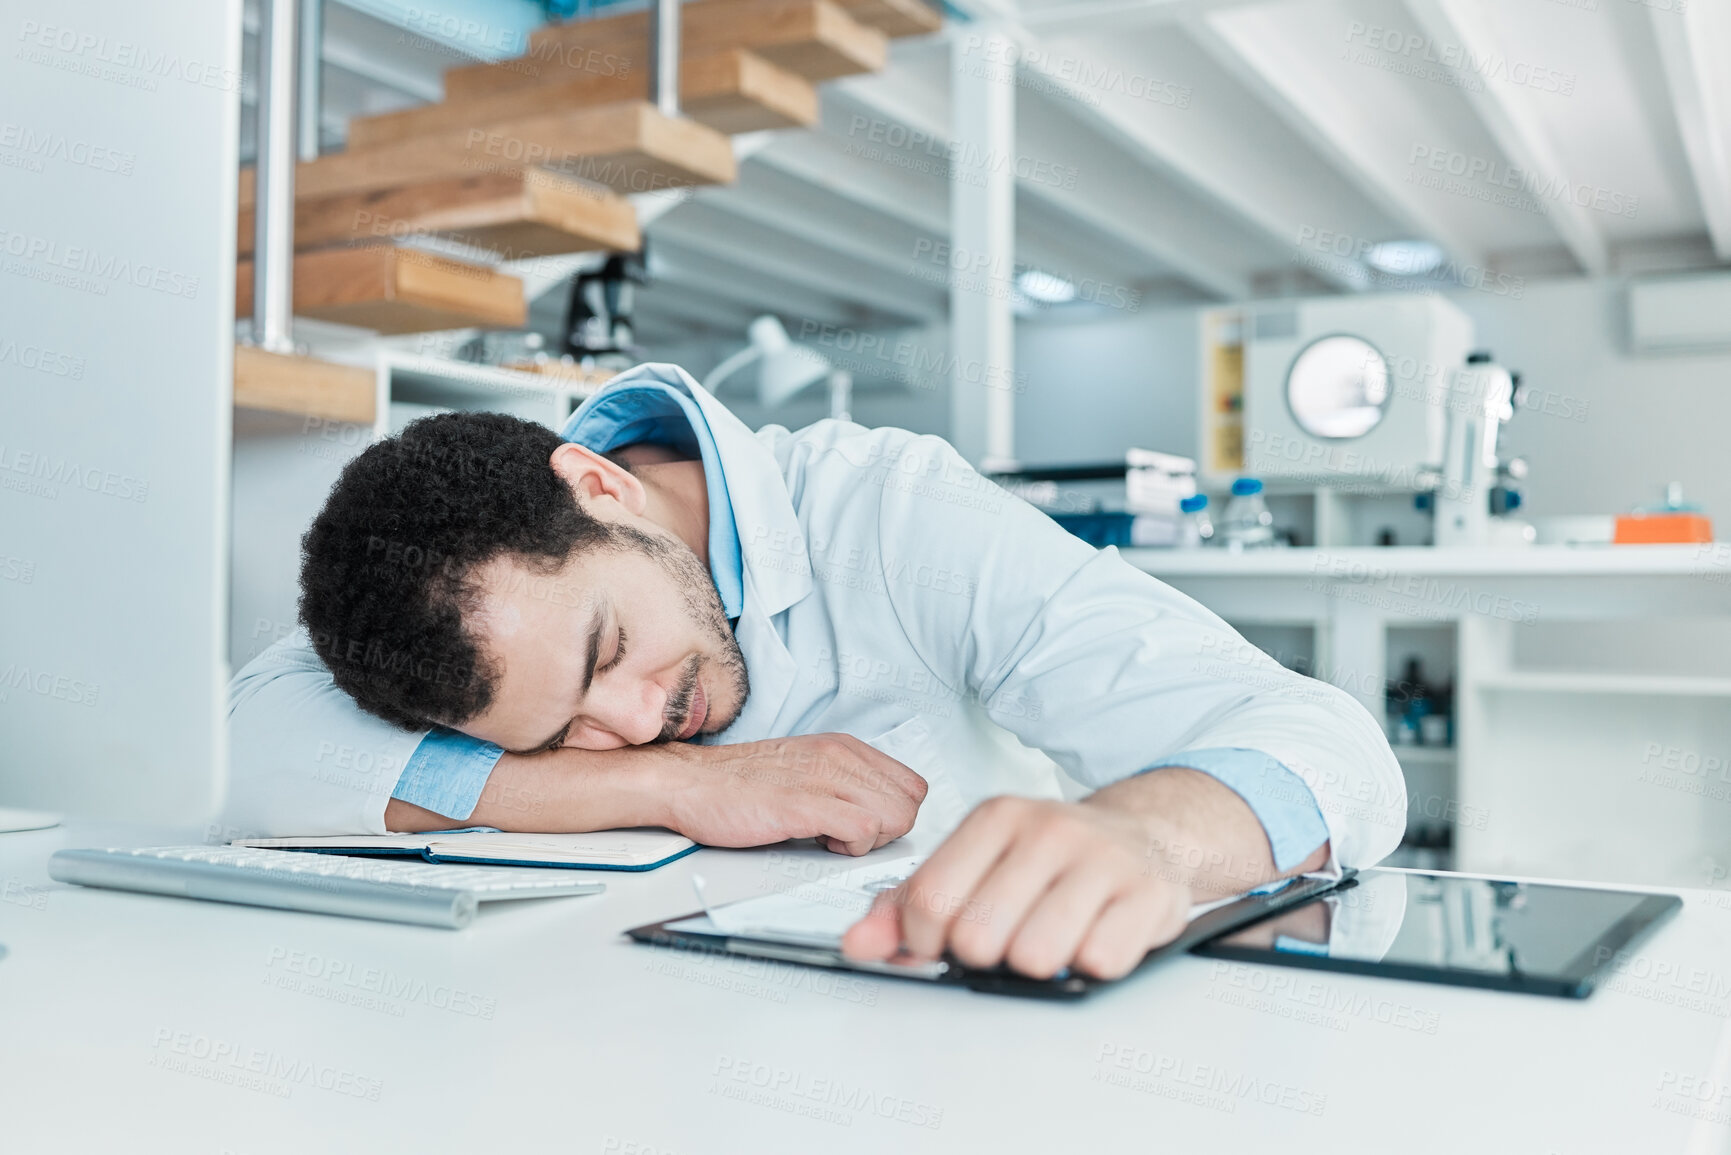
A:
<box><xmin>239</xmin><ymin>101</ymin><xmax>735</xmax><ymax>207</ymax></box>
<box><xmin>235</xmin><ymin>245</ymin><xmax>526</xmax><ymax>335</ymax></box>
<box><xmin>237</xmin><ymin>170</ymin><xmax>641</xmax><ymax>260</ymax></box>
<box><xmin>832</xmin><ymin>0</ymin><xmax>942</xmax><ymax>37</ymax></box>
<box><xmin>233</xmin><ymin>345</ymin><xmax>376</xmax><ymax>424</ymax></box>
<box><xmin>445</xmin><ymin>0</ymin><xmax>886</xmax><ymax>100</ymax></box>
<box><xmin>683</xmin><ymin>50</ymin><xmax>821</xmax><ymax>134</ymax></box>
<box><xmin>349</xmin><ymin>49</ymin><xmax>814</xmax><ymax>150</ymax></box>
<box><xmin>529</xmin><ymin>0</ymin><xmax>887</xmax><ymax>81</ymax></box>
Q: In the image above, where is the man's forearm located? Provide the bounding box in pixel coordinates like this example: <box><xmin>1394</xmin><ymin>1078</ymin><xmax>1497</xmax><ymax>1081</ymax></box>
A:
<box><xmin>1082</xmin><ymin>766</ymin><xmax>1330</xmax><ymax>901</ymax></box>
<box><xmin>384</xmin><ymin>746</ymin><xmax>669</xmax><ymax>833</ymax></box>
<box><xmin>383</xmin><ymin>733</ymin><xmax>928</xmax><ymax>852</ymax></box>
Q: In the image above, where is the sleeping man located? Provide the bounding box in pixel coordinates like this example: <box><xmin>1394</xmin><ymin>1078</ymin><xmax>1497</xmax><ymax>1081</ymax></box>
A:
<box><xmin>226</xmin><ymin>363</ymin><xmax>1404</xmax><ymax>980</ymax></box>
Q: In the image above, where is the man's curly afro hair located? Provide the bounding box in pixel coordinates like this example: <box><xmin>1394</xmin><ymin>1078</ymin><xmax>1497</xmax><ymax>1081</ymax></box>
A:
<box><xmin>298</xmin><ymin>410</ymin><xmax>621</xmax><ymax>731</ymax></box>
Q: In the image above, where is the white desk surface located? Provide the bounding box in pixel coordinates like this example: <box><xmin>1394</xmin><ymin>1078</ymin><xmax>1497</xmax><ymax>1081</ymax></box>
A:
<box><xmin>5</xmin><ymin>820</ymin><xmax>1730</xmax><ymax>1155</ymax></box>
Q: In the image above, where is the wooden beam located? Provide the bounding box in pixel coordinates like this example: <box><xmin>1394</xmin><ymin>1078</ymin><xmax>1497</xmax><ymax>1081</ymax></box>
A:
<box><xmin>233</xmin><ymin>345</ymin><xmax>376</xmax><ymax>424</ymax></box>
<box><xmin>239</xmin><ymin>101</ymin><xmax>736</xmax><ymax>206</ymax></box>
<box><xmin>348</xmin><ymin>50</ymin><xmax>814</xmax><ymax>150</ymax></box>
<box><xmin>237</xmin><ymin>170</ymin><xmax>641</xmax><ymax>260</ymax></box>
<box><xmin>236</xmin><ymin>246</ymin><xmax>526</xmax><ymax>334</ymax></box>
<box><xmin>444</xmin><ymin>0</ymin><xmax>886</xmax><ymax>100</ymax></box>
<box><xmin>832</xmin><ymin>0</ymin><xmax>943</xmax><ymax>37</ymax></box>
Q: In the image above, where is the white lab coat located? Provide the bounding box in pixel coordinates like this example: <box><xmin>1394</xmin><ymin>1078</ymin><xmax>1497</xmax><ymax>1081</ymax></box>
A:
<box><xmin>225</xmin><ymin>365</ymin><xmax>1406</xmax><ymax>875</ymax></box>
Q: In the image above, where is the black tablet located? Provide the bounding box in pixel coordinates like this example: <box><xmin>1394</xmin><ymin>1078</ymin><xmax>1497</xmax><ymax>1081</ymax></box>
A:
<box><xmin>627</xmin><ymin>869</ymin><xmax>1358</xmax><ymax>1000</ymax></box>
<box><xmin>1192</xmin><ymin>868</ymin><xmax>1682</xmax><ymax>999</ymax></box>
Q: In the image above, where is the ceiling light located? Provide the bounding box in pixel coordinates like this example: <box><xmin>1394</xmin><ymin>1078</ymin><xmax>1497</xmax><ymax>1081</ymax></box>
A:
<box><xmin>1015</xmin><ymin>269</ymin><xmax>1077</xmax><ymax>304</ymax></box>
<box><xmin>1365</xmin><ymin>240</ymin><xmax>1445</xmax><ymax>277</ymax></box>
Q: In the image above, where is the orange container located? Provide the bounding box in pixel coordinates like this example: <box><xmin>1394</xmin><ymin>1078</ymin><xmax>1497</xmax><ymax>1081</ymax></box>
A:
<box><xmin>1612</xmin><ymin>513</ymin><xmax>1714</xmax><ymax>544</ymax></box>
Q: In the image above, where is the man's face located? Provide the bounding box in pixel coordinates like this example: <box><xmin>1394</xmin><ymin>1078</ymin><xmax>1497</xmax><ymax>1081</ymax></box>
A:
<box><xmin>456</xmin><ymin>527</ymin><xmax>749</xmax><ymax>754</ymax></box>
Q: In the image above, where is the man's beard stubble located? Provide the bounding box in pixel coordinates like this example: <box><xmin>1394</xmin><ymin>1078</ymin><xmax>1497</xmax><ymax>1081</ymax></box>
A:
<box><xmin>616</xmin><ymin>523</ymin><xmax>751</xmax><ymax>739</ymax></box>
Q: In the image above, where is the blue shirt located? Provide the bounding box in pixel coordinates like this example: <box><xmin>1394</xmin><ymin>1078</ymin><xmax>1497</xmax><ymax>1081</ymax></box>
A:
<box><xmin>388</xmin><ymin>383</ymin><xmax>1330</xmax><ymax>872</ymax></box>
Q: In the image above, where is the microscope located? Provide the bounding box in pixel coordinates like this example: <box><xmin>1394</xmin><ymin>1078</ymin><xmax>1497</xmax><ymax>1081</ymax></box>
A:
<box><xmin>561</xmin><ymin>248</ymin><xmax>650</xmax><ymax>369</ymax></box>
<box><xmin>1428</xmin><ymin>351</ymin><xmax>1534</xmax><ymax>548</ymax></box>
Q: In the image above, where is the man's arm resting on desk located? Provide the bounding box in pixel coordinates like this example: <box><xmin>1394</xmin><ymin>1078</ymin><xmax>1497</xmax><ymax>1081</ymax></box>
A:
<box><xmin>840</xmin><ymin>766</ymin><xmax>1327</xmax><ymax>981</ymax></box>
<box><xmin>384</xmin><ymin>734</ymin><xmax>929</xmax><ymax>858</ymax></box>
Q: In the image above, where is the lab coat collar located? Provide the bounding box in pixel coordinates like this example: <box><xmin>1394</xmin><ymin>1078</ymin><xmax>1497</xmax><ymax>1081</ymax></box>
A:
<box><xmin>573</xmin><ymin>363</ymin><xmax>813</xmax><ymax>620</ymax></box>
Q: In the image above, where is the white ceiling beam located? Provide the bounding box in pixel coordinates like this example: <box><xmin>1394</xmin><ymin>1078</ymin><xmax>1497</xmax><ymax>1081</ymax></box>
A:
<box><xmin>869</xmin><ymin>4</ymin><xmax>1337</xmax><ymax>295</ymax></box>
<box><xmin>990</xmin><ymin>34</ymin><xmax>1377</xmax><ymax>294</ymax></box>
<box><xmin>649</xmin><ymin>234</ymin><xmax>920</xmax><ymax>326</ymax></box>
<box><xmin>653</xmin><ymin>205</ymin><xmax>947</xmax><ymax>321</ymax></box>
<box><xmin>1015</xmin><ymin>0</ymin><xmax>1265</xmax><ymax>32</ymax></box>
<box><xmin>319</xmin><ymin>38</ymin><xmax>444</xmax><ymax>102</ymax></box>
<box><xmin>633</xmin><ymin>281</ymin><xmax>765</xmax><ymax>333</ymax></box>
<box><xmin>830</xmin><ymin>78</ymin><xmax>1252</xmax><ymax>299</ymax></box>
<box><xmin>1649</xmin><ymin>4</ymin><xmax>1731</xmax><ymax>261</ymax></box>
<box><xmin>242</xmin><ymin>16</ymin><xmax>444</xmax><ymax>103</ymax></box>
<box><xmin>753</xmin><ymin>130</ymin><xmax>951</xmax><ymax>235</ymax></box>
<box><xmin>1016</xmin><ymin>194</ymin><xmax>1160</xmax><ymax>287</ymax></box>
<box><xmin>750</xmin><ymin>113</ymin><xmax>1157</xmax><ymax>300</ymax></box>
<box><xmin>1401</xmin><ymin>0</ymin><xmax>1608</xmax><ymax>274</ymax></box>
<box><xmin>1011</xmin><ymin>95</ymin><xmax>1255</xmax><ymax>299</ymax></box>
<box><xmin>698</xmin><ymin>167</ymin><xmax>934</xmax><ymax>280</ymax></box>
<box><xmin>1186</xmin><ymin>13</ymin><xmax>1486</xmax><ymax>273</ymax></box>
<box><xmin>650</xmin><ymin>250</ymin><xmax>861</xmax><ymax>327</ymax></box>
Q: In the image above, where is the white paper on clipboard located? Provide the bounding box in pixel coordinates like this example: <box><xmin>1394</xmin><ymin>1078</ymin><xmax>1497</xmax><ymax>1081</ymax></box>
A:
<box><xmin>667</xmin><ymin>854</ymin><xmax>1248</xmax><ymax>951</ymax></box>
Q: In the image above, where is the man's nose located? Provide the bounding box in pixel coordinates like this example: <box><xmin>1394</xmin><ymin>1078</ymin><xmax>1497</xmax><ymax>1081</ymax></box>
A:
<box><xmin>585</xmin><ymin>678</ymin><xmax>667</xmax><ymax>747</ymax></box>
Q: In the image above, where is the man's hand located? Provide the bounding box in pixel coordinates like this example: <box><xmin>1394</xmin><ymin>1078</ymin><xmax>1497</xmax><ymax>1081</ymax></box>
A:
<box><xmin>840</xmin><ymin>767</ymin><xmax>1330</xmax><ymax>980</ymax></box>
<box><xmin>658</xmin><ymin>733</ymin><xmax>928</xmax><ymax>856</ymax></box>
<box><xmin>840</xmin><ymin>796</ymin><xmax>1190</xmax><ymax>980</ymax></box>
<box><xmin>386</xmin><ymin>732</ymin><xmax>927</xmax><ymax>858</ymax></box>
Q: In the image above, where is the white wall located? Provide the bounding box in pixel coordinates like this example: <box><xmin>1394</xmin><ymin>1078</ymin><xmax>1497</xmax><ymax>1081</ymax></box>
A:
<box><xmin>1014</xmin><ymin>308</ymin><xmax>1201</xmax><ymax>466</ymax></box>
<box><xmin>230</xmin><ymin>410</ymin><xmax>371</xmax><ymax>671</ymax></box>
<box><xmin>1455</xmin><ymin>276</ymin><xmax>1731</xmax><ymax>523</ymax></box>
<box><xmin>0</xmin><ymin>0</ymin><xmax>241</xmax><ymax>820</ymax></box>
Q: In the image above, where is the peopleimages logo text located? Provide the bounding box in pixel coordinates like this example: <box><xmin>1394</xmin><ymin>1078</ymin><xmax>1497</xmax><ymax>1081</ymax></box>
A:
<box><xmin>0</xmin><ymin>228</ymin><xmax>200</xmax><ymax>298</ymax></box>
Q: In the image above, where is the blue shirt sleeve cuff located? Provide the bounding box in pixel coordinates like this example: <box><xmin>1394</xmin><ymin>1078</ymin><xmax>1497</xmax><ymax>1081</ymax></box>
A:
<box><xmin>390</xmin><ymin>727</ymin><xmax>505</xmax><ymax>821</ymax></box>
<box><xmin>1142</xmin><ymin>747</ymin><xmax>1330</xmax><ymax>873</ymax></box>
<box><xmin>1274</xmin><ymin>934</ymin><xmax>1333</xmax><ymax>956</ymax></box>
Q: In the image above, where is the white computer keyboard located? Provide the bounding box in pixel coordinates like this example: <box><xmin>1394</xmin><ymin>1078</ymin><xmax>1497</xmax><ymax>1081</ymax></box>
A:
<box><xmin>49</xmin><ymin>844</ymin><xmax>609</xmax><ymax>929</ymax></box>
<box><xmin>115</xmin><ymin>845</ymin><xmax>600</xmax><ymax>895</ymax></box>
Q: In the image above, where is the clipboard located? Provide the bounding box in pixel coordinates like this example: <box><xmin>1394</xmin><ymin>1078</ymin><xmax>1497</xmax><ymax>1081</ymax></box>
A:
<box><xmin>628</xmin><ymin>869</ymin><xmax>1358</xmax><ymax>999</ymax></box>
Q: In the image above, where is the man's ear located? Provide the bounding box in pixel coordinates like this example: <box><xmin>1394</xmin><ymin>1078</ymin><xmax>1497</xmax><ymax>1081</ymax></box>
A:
<box><xmin>548</xmin><ymin>442</ymin><xmax>647</xmax><ymax>517</ymax></box>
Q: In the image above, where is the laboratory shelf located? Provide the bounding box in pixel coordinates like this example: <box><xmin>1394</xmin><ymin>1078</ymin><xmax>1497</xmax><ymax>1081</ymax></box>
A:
<box><xmin>1473</xmin><ymin>672</ymin><xmax>1731</xmax><ymax>697</ymax></box>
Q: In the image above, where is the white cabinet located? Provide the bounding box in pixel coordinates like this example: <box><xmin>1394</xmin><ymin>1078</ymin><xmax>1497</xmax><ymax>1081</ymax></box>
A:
<box><xmin>1129</xmin><ymin>545</ymin><xmax>1731</xmax><ymax>888</ymax></box>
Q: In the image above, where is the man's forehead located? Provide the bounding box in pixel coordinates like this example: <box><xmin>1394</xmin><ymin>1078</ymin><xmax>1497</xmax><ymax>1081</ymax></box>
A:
<box><xmin>468</xmin><ymin>553</ymin><xmax>606</xmax><ymax>640</ymax></box>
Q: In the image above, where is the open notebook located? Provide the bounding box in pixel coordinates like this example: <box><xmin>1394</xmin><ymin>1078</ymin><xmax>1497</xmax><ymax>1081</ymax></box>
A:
<box><xmin>233</xmin><ymin>828</ymin><xmax>699</xmax><ymax>872</ymax></box>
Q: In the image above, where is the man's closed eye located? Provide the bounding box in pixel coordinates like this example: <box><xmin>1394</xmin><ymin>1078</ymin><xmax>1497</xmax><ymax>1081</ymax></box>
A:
<box><xmin>600</xmin><ymin>626</ymin><xmax>628</xmax><ymax>673</ymax></box>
